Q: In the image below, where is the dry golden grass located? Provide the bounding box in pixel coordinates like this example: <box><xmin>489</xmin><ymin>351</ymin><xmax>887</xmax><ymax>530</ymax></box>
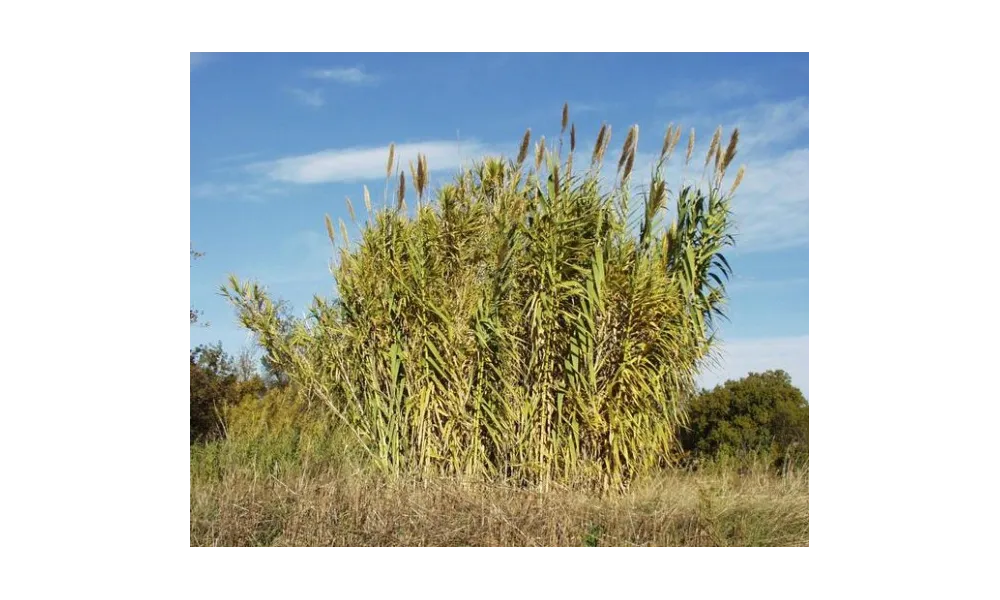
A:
<box><xmin>191</xmin><ymin>462</ymin><xmax>808</xmax><ymax>547</ymax></box>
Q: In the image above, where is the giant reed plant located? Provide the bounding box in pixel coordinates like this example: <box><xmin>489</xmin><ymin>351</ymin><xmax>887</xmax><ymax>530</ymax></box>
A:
<box><xmin>221</xmin><ymin>106</ymin><xmax>745</xmax><ymax>490</ymax></box>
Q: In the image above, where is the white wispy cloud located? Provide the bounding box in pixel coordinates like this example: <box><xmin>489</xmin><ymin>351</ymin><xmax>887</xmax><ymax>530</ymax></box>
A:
<box><xmin>731</xmin><ymin>148</ymin><xmax>808</xmax><ymax>252</ymax></box>
<box><xmin>190</xmin><ymin>181</ymin><xmax>287</xmax><ymax>203</ymax></box>
<box><xmin>305</xmin><ymin>66</ymin><xmax>379</xmax><ymax>85</ymax></box>
<box><xmin>698</xmin><ymin>335</ymin><xmax>809</xmax><ymax>398</ymax></box>
<box><xmin>249</xmin><ymin>140</ymin><xmax>504</xmax><ymax>185</ymax></box>
<box><xmin>289</xmin><ymin>88</ymin><xmax>325</xmax><ymax>107</ymax></box>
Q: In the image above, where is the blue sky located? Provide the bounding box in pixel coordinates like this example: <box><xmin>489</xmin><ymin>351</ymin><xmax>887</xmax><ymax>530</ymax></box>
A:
<box><xmin>190</xmin><ymin>52</ymin><xmax>808</xmax><ymax>396</ymax></box>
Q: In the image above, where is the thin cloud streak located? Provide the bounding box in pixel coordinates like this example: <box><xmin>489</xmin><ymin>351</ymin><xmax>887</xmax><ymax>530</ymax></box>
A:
<box><xmin>304</xmin><ymin>66</ymin><xmax>379</xmax><ymax>85</ymax></box>
<box><xmin>289</xmin><ymin>88</ymin><xmax>325</xmax><ymax>107</ymax></box>
<box><xmin>191</xmin><ymin>181</ymin><xmax>287</xmax><ymax>203</ymax></box>
<box><xmin>249</xmin><ymin>140</ymin><xmax>505</xmax><ymax>184</ymax></box>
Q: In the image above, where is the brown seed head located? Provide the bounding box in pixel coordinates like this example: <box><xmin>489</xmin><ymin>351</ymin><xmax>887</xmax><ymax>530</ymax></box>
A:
<box><xmin>722</xmin><ymin>128</ymin><xmax>739</xmax><ymax>173</ymax></box>
<box><xmin>661</xmin><ymin>124</ymin><xmax>674</xmax><ymax>160</ymax></box>
<box><xmin>705</xmin><ymin>127</ymin><xmax>721</xmax><ymax>169</ymax></box>
<box><xmin>416</xmin><ymin>153</ymin><xmax>428</xmax><ymax>199</ymax></box>
<box><xmin>561</xmin><ymin>103</ymin><xmax>569</xmax><ymax>134</ymax></box>
<box><xmin>325</xmin><ymin>214</ymin><xmax>335</xmax><ymax>244</ymax></box>
<box><xmin>686</xmin><ymin>128</ymin><xmax>695</xmax><ymax>165</ymax></box>
<box><xmin>666</xmin><ymin>125</ymin><xmax>681</xmax><ymax>160</ymax></box>
<box><xmin>618</xmin><ymin>125</ymin><xmax>637</xmax><ymax>173</ymax></box>
<box><xmin>397</xmin><ymin>171</ymin><xmax>406</xmax><ymax>210</ymax></box>
<box><xmin>728</xmin><ymin>165</ymin><xmax>746</xmax><ymax>196</ymax></box>
<box><xmin>386</xmin><ymin>143</ymin><xmax>396</xmax><ymax>179</ymax></box>
<box><xmin>570</xmin><ymin>124</ymin><xmax>576</xmax><ymax>153</ymax></box>
<box><xmin>623</xmin><ymin>147</ymin><xmax>636</xmax><ymax>182</ymax></box>
<box><xmin>516</xmin><ymin>129</ymin><xmax>531</xmax><ymax>165</ymax></box>
<box><xmin>592</xmin><ymin>123</ymin><xmax>608</xmax><ymax>166</ymax></box>
<box><xmin>345</xmin><ymin>196</ymin><xmax>356</xmax><ymax>222</ymax></box>
<box><xmin>671</xmin><ymin>126</ymin><xmax>682</xmax><ymax>154</ymax></box>
<box><xmin>339</xmin><ymin>218</ymin><xmax>349</xmax><ymax>245</ymax></box>
<box><xmin>601</xmin><ymin>125</ymin><xmax>612</xmax><ymax>161</ymax></box>
<box><xmin>535</xmin><ymin>136</ymin><xmax>546</xmax><ymax>172</ymax></box>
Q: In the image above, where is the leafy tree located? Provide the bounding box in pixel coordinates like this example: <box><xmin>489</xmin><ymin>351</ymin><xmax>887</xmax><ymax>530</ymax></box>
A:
<box><xmin>190</xmin><ymin>343</ymin><xmax>267</xmax><ymax>444</ymax></box>
<box><xmin>680</xmin><ymin>370</ymin><xmax>808</xmax><ymax>468</ymax></box>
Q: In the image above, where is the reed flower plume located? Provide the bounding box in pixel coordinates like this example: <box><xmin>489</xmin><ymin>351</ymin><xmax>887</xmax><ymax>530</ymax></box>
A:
<box><xmin>535</xmin><ymin>136</ymin><xmax>546</xmax><ymax>172</ymax></box>
<box><xmin>661</xmin><ymin>124</ymin><xmax>674</xmax><ymax>161</ymax></box>
<box><xmin>618</xmin><ymin>125</ymin><xmax>637</xmax><ymax>174</ymax></box>
<box><xmin>592</xmin><ymin>123</ymin><xmax>609</xmax><ymax>168</ymax></box>
<box><xmin>705</xmin><ymin>127</ymin><xmax>721</xmax><ymax>169</ymax></box>
<box><xmin>516</xmin><ymin>129</ymin><xmax>531</xmax><ymax>166</ymax></box>
<box><xmin>686</xmin><ymin>128</ymin><xmax>695</xmax><ymax>165</ymax></box>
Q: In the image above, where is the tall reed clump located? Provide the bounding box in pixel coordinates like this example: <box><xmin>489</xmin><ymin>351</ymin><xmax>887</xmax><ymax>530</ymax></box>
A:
<box><xmin>221</xmin><ymin>106</ymin><xmax>745</xmax><ymax>491</ymax></box>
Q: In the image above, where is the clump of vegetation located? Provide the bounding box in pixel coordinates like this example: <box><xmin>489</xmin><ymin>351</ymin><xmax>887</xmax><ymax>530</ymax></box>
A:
<box><xmin>191</xmin><ymin>383</ymin><xmax>352</xmax><ymax>483</ymax></box>
<box><xmin>680</xmin><ymin>370</ymin><xmax>809</xmax><ymax>470</ymax></box>
<box><xmin>221</xmin><ymin>106</ymin><xmax>746</xmax><ymax>490</ymax></box>
<box><xmin>189</xmin><ymin>343</ymin><xmax>267</xmax><ymax>444</ymax></box>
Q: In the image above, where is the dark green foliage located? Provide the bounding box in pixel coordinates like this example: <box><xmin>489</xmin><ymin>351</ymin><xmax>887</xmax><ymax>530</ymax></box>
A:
<box><xmin>190</xmin><ymin>343</ymin><xmax>266</xmax><ymax>444</ymax></box>
<box><xmin>680</xmin><ymin>370</ymin><xmax>808</xmax><ymax>469</ymax></box>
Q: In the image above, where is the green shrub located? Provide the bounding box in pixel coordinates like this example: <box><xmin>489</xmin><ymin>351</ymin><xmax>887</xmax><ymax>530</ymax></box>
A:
<box><xmin>680</xmin><ymin>370</ymin><xmax>808</xmax><ymax>470</ymax></box>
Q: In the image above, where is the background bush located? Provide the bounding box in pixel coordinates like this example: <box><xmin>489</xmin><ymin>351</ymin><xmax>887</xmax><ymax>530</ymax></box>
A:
<box><xmin>189</xmin><ymin>343</ymin><xmax>266</xmax><ymax>444</ymax></box>
<box><xmin>680</xmin><ymin>370</ymin><xmax>808</xmax><ymax>470</ymax></box>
